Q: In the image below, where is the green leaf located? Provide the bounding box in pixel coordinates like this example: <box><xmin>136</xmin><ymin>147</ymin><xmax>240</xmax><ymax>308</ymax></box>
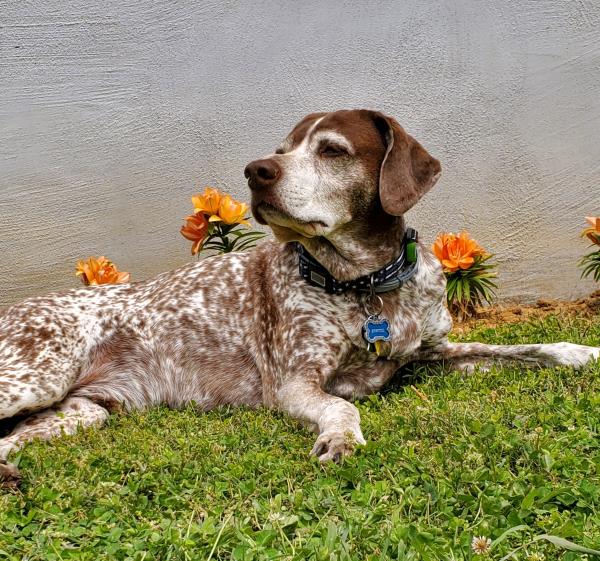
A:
<box><xmin>533</xmin><ymin>534</ymin><xmax>600</xmax><ymax>556</ymax></box>
<box><xmin>580</xmin><ymin>250</ymin><xmax>600</xmax><ymax>281</ymax></box>
<box><xmin>230</xmin><ymin>230</ymin><xmax>265</xmax><ymax>240</ymax></box>
<box><xmin>491</xmin><ymin>524</ymin><xmax>529</xmax><ymax>549</ymax></box>
<box><xmin>463</xmin><ymin>279</ymin><xmax>471</xmax><ymax>302</ymax></box>
<box><xmin>520</xmin><ymin>488</ymin><xmax>538</xmax><ymax>510</ymax></box>
<box><xmin>233</xmin><ymin>237</ymin><xmax>266</xmax><ymax>252</ymax></box>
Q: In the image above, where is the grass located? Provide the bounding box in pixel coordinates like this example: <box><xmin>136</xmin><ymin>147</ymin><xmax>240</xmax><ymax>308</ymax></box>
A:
<box><xmin>1</xmin><ymin>313</ymin><xmax>599</xmax><ymax>560</ymax></box>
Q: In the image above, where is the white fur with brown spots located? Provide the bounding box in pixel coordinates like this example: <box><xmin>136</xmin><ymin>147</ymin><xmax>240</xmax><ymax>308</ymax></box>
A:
<box><xmin>1</xmin><ymin>109</ymin><xmax>598</xmax><ymax>488</ymax></box>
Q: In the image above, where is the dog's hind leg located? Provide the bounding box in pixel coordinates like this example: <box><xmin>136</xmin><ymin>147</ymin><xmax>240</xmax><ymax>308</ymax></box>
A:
<box><xmin>0</xmin><ymin>359</ymin><xmax>82</xmax><ymax>421</ymax></box>
<box><xmin>0</xmin><ymin>396</ymin><xmax>109</xmax><ymax>489</ymax></box>
<box><xmin>420</xmin><ymin>341</ymin><xmax>600</xmax><ymax>370</ymax></box>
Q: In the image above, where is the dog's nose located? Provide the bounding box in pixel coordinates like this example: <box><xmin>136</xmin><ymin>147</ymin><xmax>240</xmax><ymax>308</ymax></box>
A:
<box><xmin>244</xmin><ymin>158</ymin><xmax>281</xmax><ymax>190</ymax></box>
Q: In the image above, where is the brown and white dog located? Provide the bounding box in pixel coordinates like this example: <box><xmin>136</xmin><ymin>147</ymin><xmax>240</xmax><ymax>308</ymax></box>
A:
<box><xmin>1</xmin><ymin>109</ymin><xmax>598</xmax><ymax>488</ymax></box>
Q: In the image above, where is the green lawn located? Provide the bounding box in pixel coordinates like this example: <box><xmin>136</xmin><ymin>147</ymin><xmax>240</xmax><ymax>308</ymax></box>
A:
<box><xmin>1</xmin><ymin>314</ymin><xmax>599</xmax><ymax>560</ymax></box>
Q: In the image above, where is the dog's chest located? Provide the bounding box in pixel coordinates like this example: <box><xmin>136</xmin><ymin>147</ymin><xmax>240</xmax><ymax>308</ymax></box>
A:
<box><xmin>338</xmin><ymin>291</ymin><xmax>427</xmax><ymax>360</ymax></box>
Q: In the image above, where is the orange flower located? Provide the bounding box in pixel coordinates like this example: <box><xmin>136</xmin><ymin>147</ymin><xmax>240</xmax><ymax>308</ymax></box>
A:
<box><xmin>211</xmin><ymin>195</ymin><xmax>250</xmax><ymax>226</ymax></box>
<box><xmin>583</xmin><ymin>216</ymin><xmax>600</xmax><ymax>245</ymax></box>
<box><xmin>180</xmin><ymin>212</ymin><xmax>209</xmax><ymax>254</ymax></box>
<box><xmin>432</xmin><ymin>233</ymin><xmax>455</xmax><ymax>266</ymax></box>
<box><xmin>432</xmin><ymin>231</ymin><xmax>486</xmax><ymax>273</ymax></box>
<box><xmin>192</xmin><ymin>187</ymin><xmax>221</xmax><ymax>217</ymax></box>
<box><xmin>75</xmin><ymin>256</ymin><xmax>130</xmax><ymax>286</ymax></box>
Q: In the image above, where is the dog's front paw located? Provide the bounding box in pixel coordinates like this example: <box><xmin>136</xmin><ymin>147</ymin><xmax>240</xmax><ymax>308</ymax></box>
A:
<box><xmin>552</xmin><ymin>343</ymin><xmax>600</xmax><ymax>368</ymax></box>
<box><xmin>310</xmin><ymin>429</ymin><xmax>366</xmax><ymax>463</ymax></box>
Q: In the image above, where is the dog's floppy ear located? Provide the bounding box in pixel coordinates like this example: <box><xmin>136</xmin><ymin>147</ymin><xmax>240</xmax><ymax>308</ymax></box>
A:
<box><xmin>371</xmin><ymin>112</ymin><xmax>441</xmax><ymax>216</ymax></box>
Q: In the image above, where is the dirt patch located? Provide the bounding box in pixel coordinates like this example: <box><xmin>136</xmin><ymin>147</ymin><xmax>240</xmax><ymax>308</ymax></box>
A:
<box><xmin>453</xmin><ymin>290</ymin><xmax>600</xmax><ymax>333</ymax></box>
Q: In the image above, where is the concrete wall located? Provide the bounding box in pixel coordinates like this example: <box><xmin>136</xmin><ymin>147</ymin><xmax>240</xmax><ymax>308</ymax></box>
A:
<box><xmin>1</xmin><ymin>0</ymin><xmax>598</xmax><ymax>307</ymax></box>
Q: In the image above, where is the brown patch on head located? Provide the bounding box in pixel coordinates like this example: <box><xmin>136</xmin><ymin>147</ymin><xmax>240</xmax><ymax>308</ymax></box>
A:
<box><xmin>282</xmin><ymin>112</ymin><xmax>327</xmax><ymax>151</ymax></box>
<box><xmin>314</xmin><ymin>110</ymin><xmax>386</xmax><ymax>167</ymax></box>
<box><xmin>309</xmin><ymin>110</ymin><xmax>389</xmax><ymax>221</ymax></box>
<box><xmin>311</xmin><ymin>110</ymin><xmax>386</xmax><ymax>156</ymax></box>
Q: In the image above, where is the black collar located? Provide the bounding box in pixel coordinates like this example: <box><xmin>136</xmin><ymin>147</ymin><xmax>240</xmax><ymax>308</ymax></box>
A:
<box><xmin>296</xmin><ymin>228</ymin><xmax>419</xmax><ymax>294</ymax></box>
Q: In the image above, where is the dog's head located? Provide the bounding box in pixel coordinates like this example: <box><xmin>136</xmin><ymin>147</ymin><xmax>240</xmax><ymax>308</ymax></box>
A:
<box><xmin>245</xmin><ymin>109</ymin><xmax>441</xmax><ymax>244</ymax></box>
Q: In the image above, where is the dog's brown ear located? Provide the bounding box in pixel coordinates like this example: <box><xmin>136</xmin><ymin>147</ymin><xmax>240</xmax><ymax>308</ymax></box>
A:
<box><xmin>371</xmin><ymin>112</ymin><xmax>441</xmax><ymax>216</ymax></box>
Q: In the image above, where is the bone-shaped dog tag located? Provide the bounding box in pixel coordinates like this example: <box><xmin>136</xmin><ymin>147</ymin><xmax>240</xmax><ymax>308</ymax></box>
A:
<box><xmin>362</xmin><ymin>315</ymin><xmax>391</xmax><ymax>353</ymax></box>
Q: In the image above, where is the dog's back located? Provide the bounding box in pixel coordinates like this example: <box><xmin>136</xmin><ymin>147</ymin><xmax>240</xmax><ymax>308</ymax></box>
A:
<box><xmin>0</xmin><ymin>246</ymin><xmax>281</xmax><ymax>421</ymax></box>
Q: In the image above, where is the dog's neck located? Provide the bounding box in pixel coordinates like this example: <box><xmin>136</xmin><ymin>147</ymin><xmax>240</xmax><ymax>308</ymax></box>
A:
<box><xmin>296</xmin><ymin>216</ymin><xmax>406</xmax><ymax>282</ymax></box>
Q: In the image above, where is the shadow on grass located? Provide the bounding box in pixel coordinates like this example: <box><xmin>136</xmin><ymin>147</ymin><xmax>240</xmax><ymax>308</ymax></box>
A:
<box><xmin>383</xmin><ymin>360</ymin><xmax>449</xmax><ymax>396</ymax></box>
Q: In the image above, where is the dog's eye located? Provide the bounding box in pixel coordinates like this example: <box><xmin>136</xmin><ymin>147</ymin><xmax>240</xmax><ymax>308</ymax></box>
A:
<box><xmin>275</xmin><ymin>148</ymin><xmax>285</xmax><ymax>155</ymax></box>
<box><xmin>320</xmin><ymin>144</ymin><xmax>347</xmax><ymax>157</ymax></box>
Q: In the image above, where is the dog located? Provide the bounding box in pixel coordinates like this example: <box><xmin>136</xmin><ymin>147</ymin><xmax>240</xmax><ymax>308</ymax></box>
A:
<box><xmin>1</xmin><ymin>109</ymin><xmax>598</xmax><ymax>488</ymax></box>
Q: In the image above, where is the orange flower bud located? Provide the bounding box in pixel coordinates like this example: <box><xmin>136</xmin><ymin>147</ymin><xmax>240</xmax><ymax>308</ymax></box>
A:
<box><xmin>180</xmin><ymin>213</ymin><xmax>210</xmax><ymax>254</ymax></box>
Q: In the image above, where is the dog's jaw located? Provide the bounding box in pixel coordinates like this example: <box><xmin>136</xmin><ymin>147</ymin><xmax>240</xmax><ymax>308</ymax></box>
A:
<box><xmin>254</xmin><ymin>202</ymin><xmax>330</xmax><ymax>239</ymax></box>
<box><xmin>296</xmin><ymin>213</ymin><xmax>407</xmax><ymax>281</ymax></box>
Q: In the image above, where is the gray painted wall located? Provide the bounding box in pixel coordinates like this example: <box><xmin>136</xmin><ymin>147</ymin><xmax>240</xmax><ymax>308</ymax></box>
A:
<box><xmin>1</xmin><ymin>0</ymin><xmax>598</xmax><ymax>307</ymax></box>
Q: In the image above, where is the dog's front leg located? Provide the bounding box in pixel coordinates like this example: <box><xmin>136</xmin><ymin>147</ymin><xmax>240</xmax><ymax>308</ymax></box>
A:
<box><xmin>276</xmin><ymin>377</ymin><xmax>366</xmax><ymax>463</ymax></box>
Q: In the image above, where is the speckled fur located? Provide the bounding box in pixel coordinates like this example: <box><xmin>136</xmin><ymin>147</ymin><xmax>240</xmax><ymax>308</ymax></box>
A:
<box><xmin>1</xmin><ymin>109</ymin><xmax>598</xmax><ymax>487</ymax></box>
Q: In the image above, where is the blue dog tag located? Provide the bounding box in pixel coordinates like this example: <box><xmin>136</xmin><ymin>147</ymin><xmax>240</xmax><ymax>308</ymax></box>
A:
<box><xmin>362</xmin><ymin>316</ymin><xmax>391</xmax><ymax>343</ymax></box>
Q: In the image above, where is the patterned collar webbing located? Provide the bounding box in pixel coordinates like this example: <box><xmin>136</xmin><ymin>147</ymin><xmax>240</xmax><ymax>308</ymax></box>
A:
<box><xmin>296</xmin><ymin>228</ymin><xmax>419</xmax><ymax>295</ymax></box>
